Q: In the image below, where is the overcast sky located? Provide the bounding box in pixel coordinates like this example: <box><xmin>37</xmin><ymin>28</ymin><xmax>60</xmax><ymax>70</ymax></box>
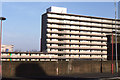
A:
<box><xmin>1</xmin><ymin>2</ymin><xmax>118</xmax><ymax>51</ymax></box>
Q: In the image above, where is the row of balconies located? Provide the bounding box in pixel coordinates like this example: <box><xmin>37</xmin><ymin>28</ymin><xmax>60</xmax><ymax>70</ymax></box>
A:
<box><xmin>47</xmin><ymin>27</ymin><xmax>119</xmax><ymax>35</ymax></box>
<box><xmin>47</xmin><ymin>44</ymin><xmax>106</xmax><ymax>48</ymax></box>
<box><xmin>47</xmin><ymin>46</ymin><xmax>107</xmax><ymax>50</ymax></box>
<box><xmin>47</xmin><ymin>24</ymin><xmax>116</xmax><ymax>34</ymax></box>
<box><xmin>47</xmin><ymin>16</ymin><xmax>120</xmax><ymax>26</ymax></box>
<box><xmin>47</xmin><ymin>39</ymin><xmax>107</xmax><ymax>43</ymax></box>
<box><xmin>1</xmin><ymin>54</ymin><xmax>107</xmax><ymax>60</ymax></box>
<box><xmin>47</xmin><ymin>23</ymin><xmax>119</xmax><ymax>30</ymax></box>
<box><xmin>2</xmin><ymin>52</ymin><xmax>107</xmax><ymax>56</ymax></box>
<box><xmin>47</xmin><ymin>40</ymin><xmax>107</xmax><ymax>46</ymax></box>
<box><xmin>47</xmin><ymin>13</ymin><xmax>120</xmax><ymax>25</ymax></box>
<box><xmin>47</xmin><ymin>30</ymin><xmax>106</xmax><ymax>37</ymax></box>
<box><xmin>47</xmin><ymin>35</ymin><xmax>107</xmax><ymax>42</ymax></box>
<box><xmin>1</xmin><ymin>59</ymin><xmax>58</xmax><ymax>61</ymax></box>
<box><xmin>50</xmin><ymin>42</ymin><xmax>105</xmax><ymax>45</ymax></box>
<box><xmin>1</xmin><ymin>53</ymin><xmax>58</xmax><ymax>57</ymax></box>
<box><xmin>47</xmin><ymin>20</ymin><xmax>120</xmax><ymax>30</ymax></box>
<box><xmin>47</xmin><ymin>34</ymin><xmax>105</xmax><ymax>39</ymax></box>
<box><xmin>46</xmin><ymin>50</ymin><xmax>107</xmax><ymax>54</ymax></box>
<box><xmin>2</xmin><ymin>56</ymin><xmax>106</xmax><ymax>61</ymax></box>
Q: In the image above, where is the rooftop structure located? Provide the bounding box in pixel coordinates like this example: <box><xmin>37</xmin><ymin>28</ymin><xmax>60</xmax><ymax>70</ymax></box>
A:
<box><xmin>47</xmin><ymin>6</ymin><xmax>67</xmax><ymax>13</ymax></box>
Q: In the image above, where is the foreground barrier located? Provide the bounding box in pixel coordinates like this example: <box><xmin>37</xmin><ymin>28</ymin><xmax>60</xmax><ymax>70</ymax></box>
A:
<box><xmin>2</xmin><ymin>60</ymin><xmax>117</xmax><ymax>78</ymax></box>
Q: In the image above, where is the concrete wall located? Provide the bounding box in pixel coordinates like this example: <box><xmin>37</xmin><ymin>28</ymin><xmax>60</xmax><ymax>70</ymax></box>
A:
<box><xmin>2</xmin><ymin>60</ymin><xmax>116</xmax><ymax>78</ymax></box>
<box><xmin>41</xmin><ymin>13</ymin><xmax>47</xmax><ymax>52</ymax></box>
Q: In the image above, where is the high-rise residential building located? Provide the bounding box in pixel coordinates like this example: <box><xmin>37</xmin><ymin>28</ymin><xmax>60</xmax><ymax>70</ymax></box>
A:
<box><xmin>41</xmin><ymin>6</ymin><xmax>120</xmax><ymax>59</ymax></box>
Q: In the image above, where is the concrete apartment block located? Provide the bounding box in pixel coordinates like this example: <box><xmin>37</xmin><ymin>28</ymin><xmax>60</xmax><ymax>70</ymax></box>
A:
<box><xmin>41</xmin><ymin>6</ymin><xmax>120</xmax><ymax>60</ymax></box>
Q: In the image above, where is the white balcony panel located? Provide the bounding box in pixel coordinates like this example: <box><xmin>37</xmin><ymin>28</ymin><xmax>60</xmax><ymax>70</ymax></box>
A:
<box><xmin>80</xmin><ymin>55</ymin><xmax>90</xmax><ymax>58</ymax></box>
<box><xmin>51</xmin><ymin>44</ymin><xmax>58</xmax><ymax>46</ymax></box>
<box><xmin>52</xmin><ymin>39</ymin><xmax>58</xmax><ymax>41</ymax></box>
<box><xmin>102</xmin><ymin>55</ymin><xmax>107</xmax><ymax>58</ymax></box>
<box><xmin>92</xmin><ymin>19</ymin><xmax>101</xmax><ymax>22</ymax></box>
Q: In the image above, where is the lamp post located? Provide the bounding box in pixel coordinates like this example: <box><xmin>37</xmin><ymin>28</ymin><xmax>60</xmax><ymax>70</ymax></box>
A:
<box><xmin>114</xmin><ymin>1</ymin><xmax>118</xmax><ymax>74</ymax></box>
<box><xmin>0</xmin><ymin>17</ymin><xmax>6</xmax><ymax>77</ymax></box>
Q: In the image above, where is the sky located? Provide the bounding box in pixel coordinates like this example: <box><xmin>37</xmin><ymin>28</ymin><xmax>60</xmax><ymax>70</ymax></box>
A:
<box><xmin>1</xmin><ymin>2</ymin><xmax>118</xmax><ymax>51</ymax></box>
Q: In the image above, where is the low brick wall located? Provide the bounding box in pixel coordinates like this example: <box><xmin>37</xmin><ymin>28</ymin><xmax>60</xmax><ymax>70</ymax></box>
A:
<box><xmin>2</xmin><ymin>60</ymin><xmax>116</xmax><ymax>78</ymax></box>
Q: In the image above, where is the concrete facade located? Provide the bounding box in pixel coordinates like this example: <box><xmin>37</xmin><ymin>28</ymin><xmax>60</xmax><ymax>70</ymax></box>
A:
<box><xmin>41</xmin><ymin>6</ymin><xmax>120</xmax><ymax>59</ymax></box>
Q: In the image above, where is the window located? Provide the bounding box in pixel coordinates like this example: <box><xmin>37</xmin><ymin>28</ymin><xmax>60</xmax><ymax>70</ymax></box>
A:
<box><xmin>58</xmin><ymin>49</ymin><xmax>63</xmax><ymax>51</ymax></box>
<box><xmin>58</xmin><ymin>29</ymin><xmax>64</xmax><ymax>31</ymax></box>
<box><xmin>58</xmin><ymin>54</ymin><xmax>63</xmax><ymax>56</ymax></box>
<box><xmin>69</xmin><ymin>49</ymin><xmax>71</xmax><ymax>52</ymax></box>
<box><xmin>58</xmin><ymin>39</ymin><xmax>63</xmax><ymax>41</ymax></box>
<box><xmin>58</xmin><ymin>34</ymin><xmax>64</xmax><ymax>36</ymax></box>
<box><xmin>58</xmin><ymin>44</ymin><xmax>63</xmax><ymax>46</ymax></box>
